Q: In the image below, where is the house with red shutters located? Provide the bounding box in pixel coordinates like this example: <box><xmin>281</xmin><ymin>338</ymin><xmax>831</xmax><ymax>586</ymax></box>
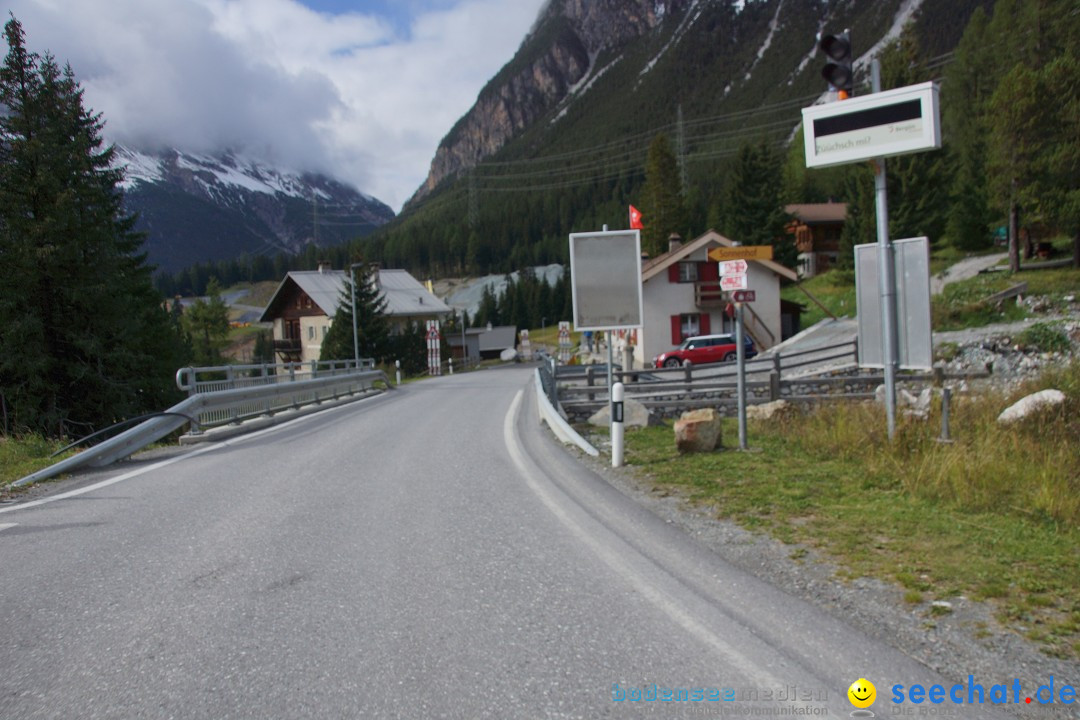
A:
<box><xmin>637</xmin><ymin>230</ymin><xmax>800</xmax><ymax>368</ymax></box>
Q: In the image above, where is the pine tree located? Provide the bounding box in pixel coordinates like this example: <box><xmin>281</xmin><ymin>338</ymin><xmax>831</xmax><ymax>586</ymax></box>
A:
<box><xmin>639</xmin><ymin>133</ymin><xmax>685</xmax><ymax>257</ymax></box>
<box><xmin>722</xmin><ymin>140</ymin><xmax>792</xmax><ymax>266</ymax></box>
<box><xmin>319</xmin><ymin>261</ymin><xmax>390</xmax><ymax>363</ymax></box>
<box><xmin>0</xmin><ymin>16</ymin><xmax>187</xmax><ymax>437</ymax></box>
<box><xmin>182</xmin><ymin>278</ymin><xmax>231</xmax><ymax>366</ymax></box>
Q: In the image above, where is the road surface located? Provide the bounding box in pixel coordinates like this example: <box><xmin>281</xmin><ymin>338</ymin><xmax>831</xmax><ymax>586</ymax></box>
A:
<box><xmin>0</xmin><ymin>367</ymin><xmax>1008</xmax><ymax>718</ymax></box>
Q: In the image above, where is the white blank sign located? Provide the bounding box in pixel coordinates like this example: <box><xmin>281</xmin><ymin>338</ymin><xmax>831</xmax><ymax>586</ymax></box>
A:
<box><xmin>569</xmin><ymin>230</ymin><xmax>643</xmax><ymax>331</ymax></box>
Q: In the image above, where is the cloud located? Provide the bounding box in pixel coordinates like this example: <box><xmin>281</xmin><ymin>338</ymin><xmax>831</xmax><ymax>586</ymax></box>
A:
<box><xmin>6</xmin><ymin>0</ymin><xmax>547</xmax><ymax>210</ymax></box>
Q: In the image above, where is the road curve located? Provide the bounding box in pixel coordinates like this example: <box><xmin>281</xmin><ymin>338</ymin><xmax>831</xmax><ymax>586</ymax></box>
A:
<box><xmin>0</xmin><ymin>367</ymin><xmax>1008</xmax><ymax>718</ymax></box>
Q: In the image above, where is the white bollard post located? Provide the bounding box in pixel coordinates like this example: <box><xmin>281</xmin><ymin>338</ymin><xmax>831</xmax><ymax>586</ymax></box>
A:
<box><xmin>612</xmin><ymin>382</ymin><xmax>625</xmax><ymax>468</ymax></box>
<box><xmin>449</xmin><ymin>357</ymin><xmax>454</xmax><ymax>375</ymax></box>
<box><xmin>395</xmin><ymin>359</ymin><xmax>401</xmax><ymax>386</ymax></box>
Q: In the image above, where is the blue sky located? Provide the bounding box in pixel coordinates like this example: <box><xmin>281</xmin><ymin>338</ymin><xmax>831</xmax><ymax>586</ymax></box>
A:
<box><xmin>8</xmin><ymin>0</ymin><xmax>548</xmax><ymax>210</ymax></box>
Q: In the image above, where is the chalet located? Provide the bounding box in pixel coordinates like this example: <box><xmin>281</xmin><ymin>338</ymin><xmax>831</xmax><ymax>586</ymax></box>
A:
<box><xmin>638</xmin><ymin>230</ymin><xmax>799</xmax><ymax>368</ymax></box>
<box><xmin>259</xmin><ymin>265</ymin><xmax>451</xmax><ymax>364</ymax></box>
<box><xmin>785</xmin><ymin>202</ymin><xmax>847</xmax><ymax>278</ymax></box>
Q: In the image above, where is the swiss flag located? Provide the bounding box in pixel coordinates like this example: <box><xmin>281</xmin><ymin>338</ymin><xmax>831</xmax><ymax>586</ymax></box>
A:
<box><xmin>629</xmin><ymin>205</ymin><xmax>644</xmax><ymax>230</ymax></box>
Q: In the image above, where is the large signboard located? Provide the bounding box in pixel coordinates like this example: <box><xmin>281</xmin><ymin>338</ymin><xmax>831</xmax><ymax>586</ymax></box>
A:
<box><xmin>855</xmin><ymin>237</ymin><xmax>933</xmax><ymax>370</ymax></box>
<box><xmin>802</xmin><ymin>82</ymin><xmax>941</xmax><ymax>168</ymax></box>
<box><xmin>569</xmin><ymin>230</ymin><xmax>644</xmax><ymax>331</ymax></box>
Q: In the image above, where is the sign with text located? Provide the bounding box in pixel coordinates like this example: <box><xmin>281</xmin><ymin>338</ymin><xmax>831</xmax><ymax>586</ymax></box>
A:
<box><xmin>708</xmin><ymin>245</ymin><xmax>774</xmax><ymax>262</ymax></box>
<box><xmin>802</xmin><ymin>82</ymin><xmax>941</xmax><ymax>168</ymax></box>
<box><xmin>720</xmin><ymin>274</ymin><xmax>748</xmax><ymax>291</ymax></box>
<box><xmin>732</xmin><ymin>290</ymin><xmax>756</xmax><ymax>303</ymax></box>
<box><xmin>569</xmin><ymin>229</ymin><xmax>644</xmax><ymax>331</ymax></box>
<box><xmin>719</xmin><ymin>260</ymin><xmax>749</xmax><ymax>275</ymax></box>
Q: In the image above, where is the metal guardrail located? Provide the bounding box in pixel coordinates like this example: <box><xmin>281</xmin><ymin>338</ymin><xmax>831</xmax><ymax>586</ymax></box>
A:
<box><xmin>12</xmin><ymin>364</ymin><xmax>391</xmax><ymax>488</ymax></box>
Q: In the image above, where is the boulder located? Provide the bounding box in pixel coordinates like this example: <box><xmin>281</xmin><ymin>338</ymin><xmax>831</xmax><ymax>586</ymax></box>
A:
<box><xmin>588</xmin><ymin>398</ymin><xmax>662</xmax><ymax>428</ymax></box>
<box><xmin>997</xmin><ymin>389</ymin><xmax>1066</xmax><ymax>424</ymax></box>
<box><xmin>746</xmin><ymin>399</ymin><xmax>793</xmax><ymax>422</ymax></box>
<box><xmin>674</xmin><ymin>409</ymin><xmax>722</xmax><ymax>454</ymax></box>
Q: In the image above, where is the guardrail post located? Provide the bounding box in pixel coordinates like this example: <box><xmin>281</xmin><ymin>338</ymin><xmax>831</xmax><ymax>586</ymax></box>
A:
<box><xmin>289</xmin><ymin>363</ymin><xmax>296</xmax><ymax>383</ymax></box>
<box><xmin>773</xmin><ymin>353</ymin><xmax>782</xmax><ymax>380</ymax></box>
<box><xmin>684</xmin><ymin>364</ymin><xmax>692</xmax><ymax>392</ymax></box>
<box><xmin>770</xmin><ymin>371</ymin><xmax>781</xmax><ymax>401</ymax></box>
<box><xmin>612</xmin><ymin>382</ymin><xmax>625</xmax><ymax>468</ymax></box>
<box><xmin>586</xmin><ymin>366</ymin><xmax>596</xmax><ymax>401</ymax></box>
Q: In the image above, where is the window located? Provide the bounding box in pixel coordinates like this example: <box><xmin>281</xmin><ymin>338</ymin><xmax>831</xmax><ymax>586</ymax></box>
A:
<box><xmin>678</xmin><ymin>262</ymin><xmax>698</xmax><ymax>283</ymax></box>
<box><xmin>680</xmin><ymin>313</ymin><xmax>701</xmax><ymax>339</ymax></box>
<box><xmin>307</xmin><ymin>326</ymin><xmax>315</xmax><ymax>340</ymax></box>
<box><xmin>322</xmin><ymin>326</ymin><xmax>328</xmax><ymax>338</ymax></box>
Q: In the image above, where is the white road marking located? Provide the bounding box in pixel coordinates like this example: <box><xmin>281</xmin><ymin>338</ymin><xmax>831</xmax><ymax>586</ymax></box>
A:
<box><xmin>0</xmin><ymin>523</ymin><xmax>18</xmax><ymax>532</ymax></box>
<box><xmin>0</xmin><ymin>395</ymin><xmax>388</xmax><ymax>516</ymax></box>
<box><xmin>502</xmin><ymin>388</ymin><xmax>783</xmax><ymax>687</ymax></box>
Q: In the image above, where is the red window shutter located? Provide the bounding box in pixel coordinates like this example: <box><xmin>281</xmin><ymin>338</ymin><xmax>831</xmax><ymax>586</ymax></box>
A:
<box><xmin>668</xmin><ymin>264</ymin><xmax>680</xmax><ymax>283</ymax></box>
<box><xmin>699</xmin><ymin>262</ymin><xmax>718</xmax><ymax>281</ymax></box>
<box><xmin>670</xmin><ymin>315</ymin><xmax>682</xmax><ymax>344</ymax></box>
<box><xmin>699</xmin><ymin>313</ymin><xmax>711</xmax><ymax>335</ymax></box>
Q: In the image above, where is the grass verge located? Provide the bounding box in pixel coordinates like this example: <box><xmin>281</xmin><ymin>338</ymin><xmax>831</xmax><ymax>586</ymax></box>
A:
<box><xmin>0</xmin><ymin>434</ymin><xmax>80</xmax><ymax>491</ymax></box>
<box><xmin>621</xmin><ymin>362</ymin><xmax>1080</xmax><ymax>658</ymax></box>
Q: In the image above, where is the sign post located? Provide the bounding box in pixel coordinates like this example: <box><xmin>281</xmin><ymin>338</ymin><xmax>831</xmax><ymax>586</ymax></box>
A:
<box><xmin>425</xmin><ymin>320</ymin><xmax>441</xmax><ymax>376</ymax></box>
<box><xmin>717</xmin><ymin>254</ymin><xmax>758</xmax><ymax>451</ymax></box>
<box><xmin>802</xmin><ymin>72</ymin><xmax>940</xmax><ymax>439</ymax></box>
<box><xmin>569</xmin><ymin>227</ymin><xmax>644</xmax><ymax>466</ymax></box>
<box><xmin>557</xmin><ymin>321</ymin><xmax>571</xmax><ymax>364</ymax></box>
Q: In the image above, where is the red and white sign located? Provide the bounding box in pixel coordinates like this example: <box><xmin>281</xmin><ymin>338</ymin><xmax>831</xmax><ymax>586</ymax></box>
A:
<box><xmin>732</xmin><ymin>290</ymin><xmax>756</xmax><ymax>303</ymax></box>
<box><xmin>719</xmin><ymin>260</ymin><xmax>749</xmax><ymax>275</ymax></box>
<box><xmin>720</xmin><ymin>274</ymin><xmax>748</xmax><ymax>291</ymax></box>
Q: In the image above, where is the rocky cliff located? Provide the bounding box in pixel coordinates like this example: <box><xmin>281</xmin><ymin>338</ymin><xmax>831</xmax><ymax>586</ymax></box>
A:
<box><xmin>408</xmin><ymin>0</ymin><xmax>687</xmax><ymax>206</ymax></box>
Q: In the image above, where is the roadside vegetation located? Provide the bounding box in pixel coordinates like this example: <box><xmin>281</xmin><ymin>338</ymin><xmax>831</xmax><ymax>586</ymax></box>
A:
<box><xmin>621</xmin><ymin>361</ymin><xmax>1080</xmax><ymax>658</ymax></box>
<box><xmin>783</xmin><ymin>238</ymin><xmax>1078</xmax><ymax>332</ymax></box>
<box><xmin>0</xmin><ymin>435</ymin><xmax>79</xmax><ymax>492</ymax></box>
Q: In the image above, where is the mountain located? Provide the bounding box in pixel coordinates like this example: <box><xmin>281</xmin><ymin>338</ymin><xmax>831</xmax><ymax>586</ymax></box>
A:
<box><xmin>377</xmin><ymin>0</ymin><xmax>992</xmax><ymax>276</ymax></box>
<box><xmin>116</xmin><ymin>147</ymin><xmax>395</xmax><ymax>274</ymax></box>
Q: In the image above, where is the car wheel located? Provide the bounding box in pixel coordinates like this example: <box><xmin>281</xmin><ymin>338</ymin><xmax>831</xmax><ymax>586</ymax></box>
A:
<box><xmin>663</xmin><ymin>358</ymin><xmax>681</xmax><ymax>368</ymax></box>
<box><xmin>723</xmin><ymin>352</ymin><xmax>736</xmax><ymax>362</ymax></box>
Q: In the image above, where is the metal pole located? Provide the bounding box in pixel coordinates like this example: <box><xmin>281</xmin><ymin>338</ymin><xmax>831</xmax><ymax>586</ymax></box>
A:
<box><xmin>349</xmin><ymin>263</ymin><xmax>361</xmax><ymax>369</ymax></box>
<box><xmin>872</xmin><ymin>58</ymin><xmax>899</xmax><ymax>440</ymax></box>
<box><xmin>736</xmin><ymin>302</ymin><xmax>748</xmax><ymax>450</ymax></box>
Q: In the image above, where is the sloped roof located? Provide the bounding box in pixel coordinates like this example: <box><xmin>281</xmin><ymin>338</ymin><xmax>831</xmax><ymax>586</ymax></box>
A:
<box><xmin>785</xmin><ymin>203</ymin><xmax>847</xmax><ymax>224</ymax></box>
<box><xmin>641</xmin><ymin>230</ymin><xmax>798</xmax><ymax>282</ymax></box>
<box><xmin>259</xmin><ymin>268</ymin><xmax>450</xmax><ymax>322</ymax></box>
<box><xmin>478</xmin><ymin>325</ymin><xmax>517</xmax><ymax>352</ymax></box>
<box><xmin>378</xmin><ymin>269</ymin><xmax>452</xmax><ymax>316</ymax></box>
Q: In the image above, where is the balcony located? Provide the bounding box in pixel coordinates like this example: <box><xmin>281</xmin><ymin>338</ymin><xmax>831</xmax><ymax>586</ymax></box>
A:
<box><xmin>694</xmin><ymin>282</ymin><xmax>726</xmax><ymax>308</ymax></box>
<box><xmin>273</xmin><ymin>338</ymin><xmax>301</xmax><ymax>353</ymax></box>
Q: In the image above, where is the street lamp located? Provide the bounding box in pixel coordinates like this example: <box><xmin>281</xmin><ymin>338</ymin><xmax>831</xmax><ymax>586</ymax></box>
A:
<box><xmin>349</xmin><ymin>262</ymin><xmax>365</xmax><ymax>369</ymax></box>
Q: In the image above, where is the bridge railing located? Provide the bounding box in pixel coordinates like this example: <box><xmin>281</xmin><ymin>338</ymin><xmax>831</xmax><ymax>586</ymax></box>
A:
<box><xmin>13</xmin><ymin>364</ymin><xmax>391</xmax><ymax>488</ymax></box>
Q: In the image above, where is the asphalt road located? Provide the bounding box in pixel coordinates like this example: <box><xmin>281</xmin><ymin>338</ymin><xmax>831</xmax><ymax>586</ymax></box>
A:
<box><xmin>0</xmin><ymin>367</ymin><xmax>1010</xmax><ymax>719</ymax></box>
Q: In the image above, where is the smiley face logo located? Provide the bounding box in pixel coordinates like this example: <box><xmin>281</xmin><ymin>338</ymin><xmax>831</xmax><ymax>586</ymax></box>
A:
<box><xmin>848</xmin><ymin>678</ymin><xmax>876</xmax><ymax>709</ymax></box>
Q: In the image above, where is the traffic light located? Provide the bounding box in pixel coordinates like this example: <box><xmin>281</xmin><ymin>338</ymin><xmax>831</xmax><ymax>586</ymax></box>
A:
<box><xmin>819</xmin><ymin>31</ymin><xmax>853</xmax><ymax>98</ymax></box>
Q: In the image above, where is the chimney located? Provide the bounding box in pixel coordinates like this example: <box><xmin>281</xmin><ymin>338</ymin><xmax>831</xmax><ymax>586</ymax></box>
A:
<box><xmin>317</xmin><ymin>260</ymin><xmax>331</xmax><ymax>274</ymax></box>
<box><xmin>668</xmin><ymin>233</ymin><xmax>683</xmax><ymax>253</ymax></box>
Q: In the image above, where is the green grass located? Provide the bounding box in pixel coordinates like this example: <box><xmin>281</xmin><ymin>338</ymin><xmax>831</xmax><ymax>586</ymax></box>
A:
<box><xmin>782</xmin><ymin>270</ymin><xmax>858</xmax><ymax>327</ymax></box>
<box><xmin>621</xmin><ymin>361</ymin><xmax>1080</xmax><ymax>657</ymax></box>
<box><xmin>933</xmin><ymin>266</ymin><xmax>1079</xmax><ymax>330</ymax></box>
<box><xmin>0</xmin><ymin>434</ymin><xmax>80</xmax><ymax>491</ymax></box>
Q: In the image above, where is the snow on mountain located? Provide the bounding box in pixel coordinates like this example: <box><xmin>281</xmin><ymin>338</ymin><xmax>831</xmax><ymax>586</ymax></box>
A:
<box><xmin>113</xmin><ymin>145</ymin><xmax>394</xmax><ymax>274</ymax></box>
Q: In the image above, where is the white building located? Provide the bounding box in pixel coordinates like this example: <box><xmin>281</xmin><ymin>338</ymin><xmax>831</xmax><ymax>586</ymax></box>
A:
<box><xmin>637</xmin><ymin>230</ymin><xmax>798</xmax><ymax>368</ymax></box>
